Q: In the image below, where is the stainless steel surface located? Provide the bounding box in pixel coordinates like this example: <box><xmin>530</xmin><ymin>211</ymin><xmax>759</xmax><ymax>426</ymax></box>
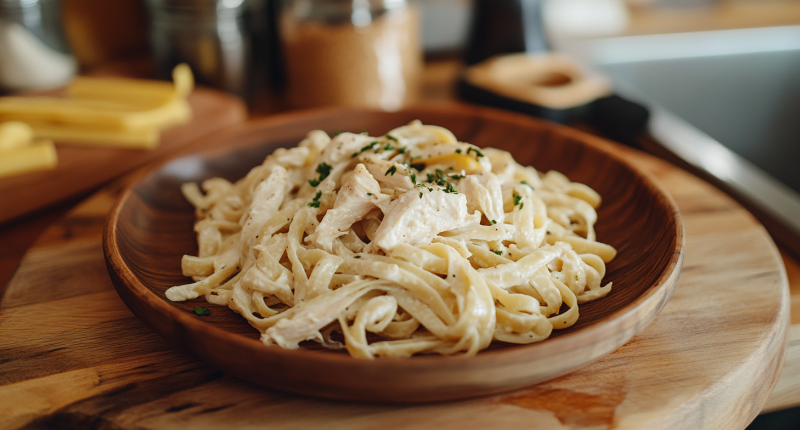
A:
<box><xmin>559</xmin><ymin>26</ymin><xmax>800</xmax><ymax>255</ymax></box>
<box><xmin>146</xmin><ymin>0</ymin><xmax>267</xmax><ymax>98</ymax></box>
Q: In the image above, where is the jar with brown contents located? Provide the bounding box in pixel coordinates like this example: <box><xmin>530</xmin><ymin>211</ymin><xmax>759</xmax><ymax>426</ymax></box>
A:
<box><xmin>279</xmin><ymin>0</ymin><xmax>422</xmax><ymax>110</ymax></box>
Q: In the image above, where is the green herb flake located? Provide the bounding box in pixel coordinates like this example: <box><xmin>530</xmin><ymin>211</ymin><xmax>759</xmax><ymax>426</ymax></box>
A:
<box><xmin>308</xmin><ymin>162</ymin><xmax>333</xmax><ymax>187</ymax></box>
<box><xmin>521</xmin><ymin>180</ymin><xmax>534</xmax><ymax>190</ymax></box>
<box><xmin>385</xmin><ymin>165</ymin><xmax>397</xmax><ymax>176</ymax></box>
<box><xmin>426</xmin><ymin>173</ymin><xmax>435</xmax><ymax>183</ymax></box>
<box><xmin>386</xmin><ymin>135</ymin><xmax>398</xmax><ymax>141</ymax></box>
<box><xmin>193</xmin><ymin>307</ymin><xmax>211</xmax><ymax>317</ymax></box>
<box><xmin>443</xmin><ymin>182</ymin><xmax>458</xmax><ymax>194</ymax></box>
<box><xmin>467</xmin><ymin>147</ymin><xmax>485</xmax><ymax>158</ymax></box>
<box><xmin>361</xmin><ymin>128</ymin><xmax>368</xmax><ymax>134</ymax></box>
<box><xmin>519</xmin><ymin>203</ymin><xmax>524</xmax><ymax>210</ymax></box>
<box><xmin>307</xmin><ymin>201</ymin><xmax>321</xmax><ymax>208</ymax></box>
<box><xmin>575</xmin><ymin>274</ymin><xmax>580</xmax><ymax>281</ymax></box>
<box><xmin>410</xmin><ymin>173</ymin><xmax>417</xmax><ymax>184</ymax></box>
<box><xmin>492</xmin><ymin>250</ymin><xmax>503</xmax><ymax>256</ymax></box>
<box><xmin>512</xmin><ymin>191</ymin><xmax>522</xmax><ymax>206</ymax></box>
<box><xmin>410</xmin><ymin>163</ymin><xmax>426</xmax><ymax>172</ymax></box>
<box><xmin>354</xmin><ymin>255</ymin><xmax>361</xmax><ymax>259</ymax></box>
<box><xmin>455</xmin><ymin>149</ymin><xmax>462</xmax><ymax>154</ymax></box>
<box><xmin>419</xmin><ymin>192</ymin><xmax>423</xmax><ymax>199</ymax></box>
<box><xmin>383</xmin><ymin>144</ymin><xmax>395</xmax><ymax>151</ymax></box>
<box><xmin>398</xmin><ymin>146</ymin><xmax>407</xmax><ymax>154</ymax></box>
<box><xmin>313</xmin><ymin>191</ymin><xmax>322</xmax><ymax>201</ymax></box>
<box><xmin>367</xmin><ymin>192</ymin><xmax>373</xmax><ymax>196</ymax></box>
<box><xmin>333</xmin><ymin>131</ymin><xmax>343</xmax><ymax>136</ymax></box>
<box><xmin>490</xmin><ymin>220</ymin><xmax>497</xmax><ymax>225</ymax></box>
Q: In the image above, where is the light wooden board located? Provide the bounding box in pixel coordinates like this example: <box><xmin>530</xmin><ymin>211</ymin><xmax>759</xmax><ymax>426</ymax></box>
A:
<box><xmin>0</xmin><ymin>87</ymin><xmax>247</xmax><ymax>224</ymax></box>
<box><xmin>0</xmin><ymin>139</ymin><xmax>789</xmax><ymax>430</ymax></box>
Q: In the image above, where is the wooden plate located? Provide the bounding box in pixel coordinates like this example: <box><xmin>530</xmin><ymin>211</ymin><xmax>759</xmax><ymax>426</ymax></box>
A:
<box><xmin>103</xmin><ymin>105</ymin><xmax>684</xmax><ymax>403</ymax></box>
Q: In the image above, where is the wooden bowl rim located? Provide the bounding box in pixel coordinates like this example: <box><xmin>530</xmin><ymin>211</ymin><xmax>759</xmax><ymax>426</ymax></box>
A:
<box><xmin>104</xmin><ymin>104</ymin><xmax>684</xmax><ymax>370</ymax></box>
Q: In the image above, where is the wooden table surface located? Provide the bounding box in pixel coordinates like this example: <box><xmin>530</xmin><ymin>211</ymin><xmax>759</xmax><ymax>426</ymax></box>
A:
<box><xmin>1</xmin><ymin>57</ymin><xmax>800</xmax><ymax>427</ymax></box>
<box><xmin>0</xmin><ymin>113</ymin><xmax>790</xmax><ymax>429</ymax></box>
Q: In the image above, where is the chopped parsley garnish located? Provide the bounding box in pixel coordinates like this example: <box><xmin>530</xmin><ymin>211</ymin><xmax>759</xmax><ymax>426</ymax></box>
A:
<box><xmin>308</xmin><ymin>162</ymin><xmax>333</xmax><ymax>187</ymax></box>
<box><xmin>398</xmin><ymin>146</ymin><xmax>407</xmax><ymax>154</ymax></box>
<box><xmin>455</xmin><ymin>149</ymin><xmax>462</xmax><ymax>154</ymax></box>
<box><xmin>449</xmin><ymin>173</ymin><xmax>465</xmax><ymax>180</ymax></box>
<box><xmin>490</xmin><ymin>220</ymin><xmax>497</xmax><ymax>225</ymax></box>
<box><xmin>354</xmin><ymin>255</ymin><xmax>361</xmax><ymax>259</ymax></box>
<box><xmin>442</xmin><ymin>182</ymin><xmax>458</xmax><ymax>194</ymax></box>
<box><xmin>410</xmin><ymin>172</ymin><xmax>417</xmax><ymax>184</ymax></box>
<box><xmin>351</xmin><ymin>141</ymin><xmax>380</xmax><ymax>158</ymax></box>
<box><xmin>434</xmin><ymin>177</ymin><xmax>447</xmax><ymax>186</ymax></box>
<box><xmin>410</xmin><ymin>163</ymin><xmax>426</xmax><ymax>172</ymax></box>
<box><xmin>385</xmin><ymin>165</ymin><xmax>397</xmax><ymax>176</ymax></box>
<box><xmin>366</xmin><ymin>192</ymin><xmax>373</xmax><ymax>196</ymax></box>
<box><xmin>575</xmin><ymin>274</ymin><xmax>580</xmax><ymax>281</ymax></box>
<box><xmin>466</xmin><ymin>147</ymin><xmax>484</xmax><ymax>158</ymax></box>
<box><xmin>426</xmin><ymin>173</ymin><xmax>435</xmax><ymax>182</ymax></box>
<box><xmin>512</xmin><ymin>191</ymin><xmax>523</xmax><ymax>206</ymax></box>
<box><xmin>492</xmin><ymin>250</ymin><xmax>503</xmax><ymax>256</ymax></box>
<box><xmin>521</xmin><ymin>180</ymin><xmax>534</xmax><ymax>190</ymax></box>
<box><xmin>307</xmin><ymin>201</ymin><xmax>320</xmax><ymax>208</ymax></box>
<box><xmin>383</xmin><ymin>144</ymin><xmax>395</xmax><ymax>151</ymax></box>
<box><xmin>386</xmin><ymin>134</ymin><xmax>398</xmax><ymax>141</ymax></box>
<box><xmin>193</xmin><ymin>307</ymin><xmax>211</xmax><ymax>316</ymax></box>
<box><xmin>419</xmin><ymin>192</ymin><xmax>423</xmax><ymax>199</ymax></box>
<box><xmin>333</xmin><ymin>131</ymin><xmax>343</xmax><ymax>136</ymax></box>
<box><xmin>519</xmin><ymin>203</ymin><xmax>524</xmax><ymax>210</ymax></box>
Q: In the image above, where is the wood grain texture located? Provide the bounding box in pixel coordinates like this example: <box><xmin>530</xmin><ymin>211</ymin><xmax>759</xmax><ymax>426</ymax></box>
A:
<box><xmin>103</xmin><ymin>106</ymin><xmax>684</xmax><ymax>403</ymax></box>
<box><xmin>0</xmin><ymin>87</ymin><xmax>247</xmax><ymax>225</ymax></box>
<box><xmin>0</xmin><ymin>105</ymin><xmax>789</xmax><ymax>430</ymax></box>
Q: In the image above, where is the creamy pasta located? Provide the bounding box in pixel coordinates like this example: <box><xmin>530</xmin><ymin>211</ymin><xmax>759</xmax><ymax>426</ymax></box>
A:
<box><xmin>166</xmin><ymin>121</ymin><xmax>617</xmax><ymax>358</ymax></box>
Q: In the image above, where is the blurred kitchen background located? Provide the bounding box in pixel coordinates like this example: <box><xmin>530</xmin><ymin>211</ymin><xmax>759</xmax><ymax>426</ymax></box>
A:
<box><xmin>1</xmin><ymin>0</ymin><xmax>800</xmax><ymax>427</ymax></box>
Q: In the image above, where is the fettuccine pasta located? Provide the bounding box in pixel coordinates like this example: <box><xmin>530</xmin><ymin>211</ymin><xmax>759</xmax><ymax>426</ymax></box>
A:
<box><xmin>166</xmin><ymin>121</ymin><xmax>617</xmax><ymax>358</ymax></box>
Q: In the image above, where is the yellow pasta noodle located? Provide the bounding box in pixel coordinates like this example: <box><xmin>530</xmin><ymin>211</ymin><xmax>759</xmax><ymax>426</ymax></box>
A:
<box><xmin>166</xmin><ymin>121</ymin><xmax>617</xmax><ymax>358</ymax></box>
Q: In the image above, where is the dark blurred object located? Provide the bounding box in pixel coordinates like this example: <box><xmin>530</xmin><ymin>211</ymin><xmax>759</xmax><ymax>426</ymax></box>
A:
<box><xmin>62</xmin><ymin>0</ymin><xmax>148</xmax><ymax>68</ymax></box>
<box><xmin>0</xmin><ymin>0</ymin><xmax>76</xmax><ymax>91</ymax></box>
<box><xmin>464</xmin><ymin>0</ymin><xmax>548</xmax><ymax>65</ymax></box>
<box><xmin>458</xmin><ymin>52</ymin><xmax>650</xmax><ymax>145</ymax></box>
<box><xmin>146</xmin><ymin>0</ymin><xmax>275</xmax><ymax>102</ymax></box>
<box><xmin>587</xmin><ymin>95</ymin><xmax>651</xmax><ymax>147</ymax></box>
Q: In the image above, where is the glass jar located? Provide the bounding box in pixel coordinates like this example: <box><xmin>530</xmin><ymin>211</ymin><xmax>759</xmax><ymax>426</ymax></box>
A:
<box><xmin>0</xmin><ymin>0</ymin><xmax>76</xmax><ymax>91</ymax></box>
<box><xmin>146</xmin><ymin>0</ymin><xmax>270</xmax><ymax>99</ymax></box>
<box><xmin>279</xmin><ymin>0</ymin><xmax>422</xmax><ymax>110</ymax></box>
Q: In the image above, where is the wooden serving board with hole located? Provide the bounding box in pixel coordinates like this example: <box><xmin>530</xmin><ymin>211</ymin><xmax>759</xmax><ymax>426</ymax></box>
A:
<box><xmin>0</xmin><ymin>87</ymin><xmax>247</xmax><ymax>225</ymax></box>
<box><xmin>0</xmin><ymin>121</ymin><xmax>789</xmax><ymax>429</ymax></box>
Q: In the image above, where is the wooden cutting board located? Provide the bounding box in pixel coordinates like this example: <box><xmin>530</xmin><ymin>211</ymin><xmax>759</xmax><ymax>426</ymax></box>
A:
<box><xmin>0</xmin><ymin>139</ymin><xmax>789</xmax><ymax>430</ymax></box>
<box><xmin>0</xmin><ymin>87</ymin><xmax>247</xmax><ymax>224</ymax></box>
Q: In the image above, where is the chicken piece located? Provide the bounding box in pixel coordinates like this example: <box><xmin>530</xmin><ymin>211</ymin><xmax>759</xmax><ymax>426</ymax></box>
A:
<box><xmin>371</xmin><ymin>188</ymin><xmax>468</xmax><ymax>252</ymax></box>
<box><xmin>456</xmin><ymin>171</ymin><xmax>505</xmax><ymax>224</ymax></box>
<box><xmin>315</xmin><ymin>132</ymin><xmax>376</xmax><ymax>167</ymax></box>
<box><xmin>308</xmin><ymin>164</ymin><xmax>388</xmax><ymax>252</ymax></box>
<box><xmin>361</xmin><ymin>156</ymin><xmax>415</xmax><ymax>193</ymax></box>
<box><xmin>239</xmin><ymin>166</ymin><xmax>288</xmax><ymax>265</ymax></box>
